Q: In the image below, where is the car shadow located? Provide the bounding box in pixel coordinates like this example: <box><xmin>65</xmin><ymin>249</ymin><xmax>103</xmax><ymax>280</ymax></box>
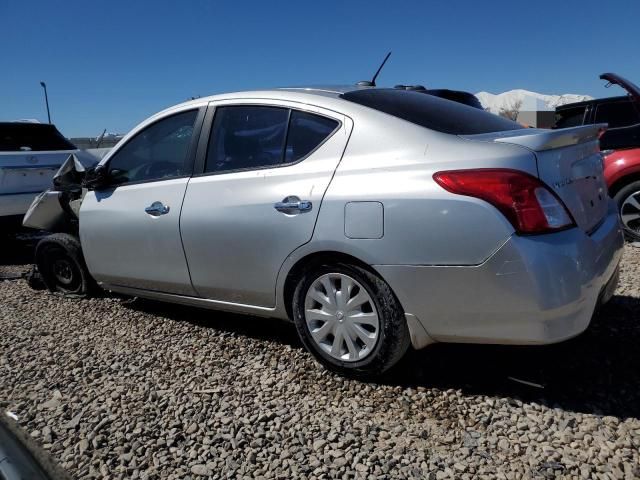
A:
<box><xmin>123</xmin><ymin>298</ymin><xmax>303</xmax><ymax>349</ymax></box>
<box><xmin>389</xmin><ymin>294</ymin><xmax>640</xmax><ymax>419</ymax></box>
<box><xmin>0</xmin><ymin>229</ymin><xmax>44</xmax><ymax>276</ymax></box>
<box><xmin>126</xmin><ymin>294</ymin><xmax>640</xmax><ymax>419</ymax></box>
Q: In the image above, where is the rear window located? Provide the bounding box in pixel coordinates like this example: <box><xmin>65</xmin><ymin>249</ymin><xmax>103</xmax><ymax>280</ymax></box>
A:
<box><xmin>340</xmin><ymin>89</ymin><xmax>523</xmax><ymax>135</ymax></box>
<box><xmin>0</xmin><ymin>123</ymin><xmax>76</xmax><ymax>152</ymax></box>
<box><xmin>554</xmin><ymin>106</ymin><xmax>587</xmax><ymax>129</ymax></box>
<box><xmin>594</xmin><ymin>100</ymin><xmax>640</xmax><ymax>128</ymax></box>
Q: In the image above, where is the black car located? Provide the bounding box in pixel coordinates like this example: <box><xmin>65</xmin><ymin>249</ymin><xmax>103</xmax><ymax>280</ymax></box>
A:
<box><xmin>554</xmin><ymin>74</ymin><xmax>640</xmax><ymax>151</ymax></box>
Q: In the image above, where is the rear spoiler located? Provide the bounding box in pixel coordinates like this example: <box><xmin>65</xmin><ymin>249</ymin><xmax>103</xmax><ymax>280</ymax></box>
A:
<box><xmin>460</xmin><ymin>124</ymin><xmax>607</xmax><ymax>152</ymax></box>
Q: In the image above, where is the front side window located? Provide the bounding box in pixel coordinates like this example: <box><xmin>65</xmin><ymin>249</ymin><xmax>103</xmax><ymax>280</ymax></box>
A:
<box><xmin>107</xmin><ymin>109</ymin><xmax>198</xmax><ymax>184</ymax></box>
<box><xmin>594</xmin><ymin>100</ymin><xmax>640</xmax><ymax>129</ymax></box>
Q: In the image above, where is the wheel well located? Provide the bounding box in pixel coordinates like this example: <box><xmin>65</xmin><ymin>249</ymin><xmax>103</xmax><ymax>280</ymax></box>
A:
<box><xmin>282</xmin><ymin>251</ymin><xmax>379</xmax><ymax>320</ymax></box>
<box><xmin>609</xmin><ymin>172</ymin><xmax>640</xmax><ymax>198</ymax></box>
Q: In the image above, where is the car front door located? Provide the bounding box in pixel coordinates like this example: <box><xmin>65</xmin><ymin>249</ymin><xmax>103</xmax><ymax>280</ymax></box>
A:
<box><xmin>180</xmin><ymin>101</ymin><xmax>352</xmax><ymax>307</ymax></box>
<box><xmin>79</xmin><ymin>107</ymin><xmax>204</xmax><ymax>295</ymax></box>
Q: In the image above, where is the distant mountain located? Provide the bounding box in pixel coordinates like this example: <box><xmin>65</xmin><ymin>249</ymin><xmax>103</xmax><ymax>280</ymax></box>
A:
<box><xmin>476</xmin><ymin>89</ymin><xmax>593</xmax><ymax>114</ymax></box>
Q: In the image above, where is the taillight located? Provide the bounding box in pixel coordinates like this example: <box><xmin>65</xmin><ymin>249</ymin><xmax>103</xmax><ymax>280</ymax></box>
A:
<box><xmin>433</xmin><ymin>169</ymin><xmax>575</xmax><ymax>234</ymax></box>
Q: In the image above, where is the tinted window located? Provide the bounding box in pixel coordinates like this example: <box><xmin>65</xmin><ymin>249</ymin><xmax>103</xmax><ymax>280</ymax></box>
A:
<box><xmin>554</xmin><ymin>106</ymin><xmax>587</xmax><ymax>129</ymax></box>
<box><xmin>594</xmin><ymin>100</ymin><xmax>640</xmax><ymax>128</ymax></box>
<box><xmin>425</xmin><ymin>89</ymin><xmax>484</xmax><ymax>109</ymax></box>
<box><xmin>285</xmin><ymin>111</ymin><xmax>338</xmax><ymax>163</ymax></box>
<box><xmin>341</xmin><ymin>89</ymin><xmax>523</xmax><ymax>135</ymax></box>
<box><xmin>0</xmin><ymin>123</ymin><xmax>76</xmax><ymax>152</ymax></box>
<box><xmin>206</xmin><ymin>106</ymin><xmax>288</xmax><ymax>173</ymax></box>
<box><xmin>107</xmin><ymin>110</ymin><xmax>197</xmax><ymax>184</ymax></box>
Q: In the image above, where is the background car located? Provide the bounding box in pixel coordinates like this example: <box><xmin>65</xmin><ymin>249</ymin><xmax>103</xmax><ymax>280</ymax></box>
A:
<box><xmin>0</xmin><ymin>122</ymin><xmax>108</xmax><ymax>230</ymax></box>
<box><xmin>0</xmin><ymin>122</ymin><xmax>78</xmax><ymax>228</ymax></box>
<box><xmin>554</xmin><ymin>73</ymin><xmax>640</xmax><ymax>240</ymax></box>
<box><xmin>25</xmin><ymin>86</ymin><xmax>623</xmax><ymax>377</ymax></box>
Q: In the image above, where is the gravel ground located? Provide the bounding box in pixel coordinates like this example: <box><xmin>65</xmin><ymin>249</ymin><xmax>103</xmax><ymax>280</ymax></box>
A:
<box><xmin>1</xmin><ymin>239</ymin><xmax>639</xmax><ymax>479</ymax></box>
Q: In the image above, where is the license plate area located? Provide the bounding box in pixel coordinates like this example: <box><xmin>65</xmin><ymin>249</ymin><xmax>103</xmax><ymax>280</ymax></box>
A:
<box><xmin>1</xmin><ymin>166</ymin><xmax>59</xmax><ymax>194</ymax></box>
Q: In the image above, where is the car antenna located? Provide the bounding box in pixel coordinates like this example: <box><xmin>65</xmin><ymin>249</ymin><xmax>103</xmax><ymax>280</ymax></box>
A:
<box><xmin>356</xmin><ymin>51</ymin><xmax>392</xmax><ymax>87</ymax></box>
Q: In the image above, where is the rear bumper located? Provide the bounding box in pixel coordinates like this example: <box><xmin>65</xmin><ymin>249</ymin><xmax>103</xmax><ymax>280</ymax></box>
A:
<box><xmin>0</xmin><ymin>192</ymin><xmax>41</xmax><ymax>217</ymax></box>
<box><xmin>375</xmin><ymin>201</ymin><xmax>624</xmax><ymax>346</ymax></box>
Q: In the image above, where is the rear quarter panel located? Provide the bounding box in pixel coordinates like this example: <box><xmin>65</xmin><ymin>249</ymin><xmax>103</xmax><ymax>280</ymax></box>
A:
<box><xmin>310</xmin><ymin>113</ymin><xmax>538</xmax><ymax>266</ymax></box>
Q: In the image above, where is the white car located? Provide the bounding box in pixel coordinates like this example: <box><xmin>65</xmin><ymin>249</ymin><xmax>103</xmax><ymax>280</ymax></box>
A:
<box><xmin>0</xmin><ymin>122</ymin><xmax>79</xmax><ymax>227</ymax></box>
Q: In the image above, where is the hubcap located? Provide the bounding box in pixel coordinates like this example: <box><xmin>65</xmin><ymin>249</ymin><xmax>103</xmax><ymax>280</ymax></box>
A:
<box><xmin>620</xmin><ymin>191</ymin><xmax>640</xmax><ymax>233</ymax></box>
<box><xmin>53</xmin><ymin>259</ymin><xmax>74</xmax><ymax>285</ymax></box>
<box><xmin>304</xmin><ymin>273</ymin><xmax>379</xmax><ymax>362</ymax></box>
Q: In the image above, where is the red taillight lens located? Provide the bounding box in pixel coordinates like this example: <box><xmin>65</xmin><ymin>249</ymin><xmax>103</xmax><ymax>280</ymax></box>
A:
<box><xmin>433</xmin><ymin>169</ymin><xmax>575</xmax><ymax>234</ymax></box>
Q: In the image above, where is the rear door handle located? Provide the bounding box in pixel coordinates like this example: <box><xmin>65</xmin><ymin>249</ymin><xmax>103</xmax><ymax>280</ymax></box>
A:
<box><xmin>274</xmin><ymin>196</ymin><xmax>312</xmax><ymax>215</ymax></box>
<box><xmin>145</xmin><ymin>201</ymin><xmax>170</xmax><ymax>216</ymax></box>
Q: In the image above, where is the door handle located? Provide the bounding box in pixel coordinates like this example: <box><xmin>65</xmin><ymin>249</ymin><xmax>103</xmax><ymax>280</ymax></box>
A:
<box><xmin>145</xmin><ymin>201</ymin><xmax>170</xmax><ymax>216</ymax></box>
<box><xmin>274</xmin><ymin>196</ymin><xmax>312</xmax><ymax>215</ymax></box>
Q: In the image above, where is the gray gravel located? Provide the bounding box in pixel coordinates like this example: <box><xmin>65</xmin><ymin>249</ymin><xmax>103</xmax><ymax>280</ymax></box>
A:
<box><xmin>1</xmin><ymin>244</ymin><xmax>640</xmax><ymax>479</ymax></box>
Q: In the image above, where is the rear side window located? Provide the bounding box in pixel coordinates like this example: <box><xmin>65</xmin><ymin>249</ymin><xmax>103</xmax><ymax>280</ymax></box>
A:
<box><xmin>206</xmin><ymin>106</ymin><xmax>288</xmax><ymax>173</ymax></box>
<box><xmin>594</xmin><ymin>100</ymin><xmax>640</xmax><ymax>128</ymax></box>
<box><xmin>285</xmin><ymin>111</ymin><xmax>338</xmax><ymax>163</ymax></box>
<box><xmin>340</xmin><ymin>89</ymin><xmax>523</xmax><ymax>135</ymax></box>
<box><xmin>553</xmin><ymin>106</ymin><xmax>587</xmax><ymax>129</ymax></box>
<box><xmin>0</xmin><ymin>123</ymin><xmax>76</xmax><ymax>152</ymax></box>
<box><xmin>206</xmin><ymin>106</ymin><xmax>339</xmax><ymax>173</ymax></box>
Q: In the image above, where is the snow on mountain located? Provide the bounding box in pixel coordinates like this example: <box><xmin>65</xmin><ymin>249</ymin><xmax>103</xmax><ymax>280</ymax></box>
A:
<box><xmin>476</xmin><ymin>89</ymin><xmax>592</xmax><ymax>114</ymax></box>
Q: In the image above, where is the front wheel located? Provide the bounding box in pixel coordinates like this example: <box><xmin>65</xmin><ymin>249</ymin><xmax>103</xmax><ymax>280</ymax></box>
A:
<box><xmin>613</xmin><ymin>180</ymin><xmax>640</xmax><ymax>241</ymax></box>
<box><xmin>35</xmin><ymin>233</ymin><xmax>95</xmax><ymax>297</ymax></box>
<box><xmin>292</xmin><ymin>263</ymin><xmax>410</xmax><ymax>378</ymax></box>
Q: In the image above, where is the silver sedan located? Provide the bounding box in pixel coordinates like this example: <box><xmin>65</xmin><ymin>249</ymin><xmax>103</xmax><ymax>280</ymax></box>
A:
<box><xmin>27</xmin><ymin>86</ymin><xmax>624</xmax><ymax>377</ymax></box>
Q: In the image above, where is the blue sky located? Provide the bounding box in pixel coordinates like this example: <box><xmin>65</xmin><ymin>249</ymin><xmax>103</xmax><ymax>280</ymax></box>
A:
<box><xmin>1</xmin><ymin>0</ymin><xmax>638</xmax><ymax>137</ymax></box>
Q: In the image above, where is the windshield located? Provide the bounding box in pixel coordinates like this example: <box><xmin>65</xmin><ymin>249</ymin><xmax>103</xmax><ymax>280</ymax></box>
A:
<box><xmin>0</xmin><ymin>123</ymin><xmax>76</xmax><ymax>152</ymax></box>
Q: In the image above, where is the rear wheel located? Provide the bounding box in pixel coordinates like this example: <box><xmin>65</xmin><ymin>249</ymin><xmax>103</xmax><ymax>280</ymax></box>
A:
<box><xmin>292</xmin><ymin>262</ymin><xmax>410</xmax><ymax>378</ymax></box>
<box><xmin>613</xmin><ymin>180</ymin><xmax>640</xmax><ymax>241</ymax></box>
<box><xmin>35</xmin><ymin>234</ymin><xmax>95</xmax><ymax>297</ymax></box>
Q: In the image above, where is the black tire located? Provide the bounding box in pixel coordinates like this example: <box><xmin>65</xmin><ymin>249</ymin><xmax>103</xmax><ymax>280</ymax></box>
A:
<box><xmin>35</xmin><ymin>233</ymin><xmax>95</xmax><ymax>297</ymax></box>
<box><xmin>613</xmin><ymin>180</ymin><xmax>640</xmax><ymax>242</ymax></box>
<box><xmin>292</xmin><ymin>262</ymin><xmax>410</xmax><ymax>379</ymax></box>
<box><xmin>0</xmin><ymin>416</ymin><xmax>72</xmax><ymax>480</ymax></box>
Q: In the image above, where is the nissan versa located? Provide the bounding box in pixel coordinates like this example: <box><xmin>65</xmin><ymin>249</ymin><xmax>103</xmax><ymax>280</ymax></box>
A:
<box><xmin>24</xmin><ymin>86</ymin><xmax>624</xmax><ymax>377</ymax></box>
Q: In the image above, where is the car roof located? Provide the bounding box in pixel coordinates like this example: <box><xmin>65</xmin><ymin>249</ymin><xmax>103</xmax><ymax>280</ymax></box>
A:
<box><xmin>174</xmin><ymin>85</ymin><xmax>368</xmax><ymax>108</ymax></box>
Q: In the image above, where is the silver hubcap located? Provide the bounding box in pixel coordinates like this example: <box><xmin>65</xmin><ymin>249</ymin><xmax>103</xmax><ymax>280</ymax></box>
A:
<box><xmin>304</xmin><ymin>273</ymin><xmax>379</xmax><ymax>362</ymax></box>
<box><xmin>621</xmin><ymin>191</ymin><xmax>640</xmax><ymax>233</ymax></box>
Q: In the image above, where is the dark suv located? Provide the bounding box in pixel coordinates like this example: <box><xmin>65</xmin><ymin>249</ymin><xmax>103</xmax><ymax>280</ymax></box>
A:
<box><xmin>554</xmin><ymin>73</ymin><xmax>640</xmax><ymax>240</ymax></box>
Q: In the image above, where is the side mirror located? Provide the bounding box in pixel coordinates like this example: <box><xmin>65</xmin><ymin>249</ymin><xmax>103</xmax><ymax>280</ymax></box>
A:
<box><xmin>84</xmin><ymin>165</ymin><xmax>129</xmax><ymax>189</ymax></box>
<box><xmin>83</xmin><ymin>165</ymin><xmax>109</xmax><ymax>189</ymax></box>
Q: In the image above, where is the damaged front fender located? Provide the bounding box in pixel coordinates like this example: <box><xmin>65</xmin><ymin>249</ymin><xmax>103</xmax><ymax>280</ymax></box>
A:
<box><xmin>22</xmin><ymin>153</ymin><xmax>98</xmax><ymax>233</ymax></box>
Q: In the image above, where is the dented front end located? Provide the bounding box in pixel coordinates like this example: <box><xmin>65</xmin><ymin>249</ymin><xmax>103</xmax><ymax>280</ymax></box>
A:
<box><xmin>22</xmin><ymin>154</ymin><xmax>94</xmax><ymax>233</ymax></box>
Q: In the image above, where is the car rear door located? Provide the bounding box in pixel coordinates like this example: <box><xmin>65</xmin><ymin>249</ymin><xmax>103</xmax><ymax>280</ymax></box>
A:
<box><xmin>79</xmin><ymin>107</ymin><xmax>205</xmax><ymax>295</ymax></box>
<box><xmin>180</xmin><ymin>100</ymin><xmax>352</xmax><ymax>307</ymax></box>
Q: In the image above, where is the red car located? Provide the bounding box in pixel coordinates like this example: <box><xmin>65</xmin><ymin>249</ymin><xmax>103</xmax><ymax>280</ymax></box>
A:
<box><xmin>555</xmin><ymin>73</ymin><xmax>640</xmax><ymax>240</ymax></box>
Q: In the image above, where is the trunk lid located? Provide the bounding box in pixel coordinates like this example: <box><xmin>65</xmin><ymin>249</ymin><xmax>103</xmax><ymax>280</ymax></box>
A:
<box><xmin>600</xmin><ymin>72</ymin><xmax>640</xmax><ymax>103</ymax></box>
<box><xmin>463</xmin><ymin>124</ymin><xmax>609</xmax><ymax>233</ymax></box>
